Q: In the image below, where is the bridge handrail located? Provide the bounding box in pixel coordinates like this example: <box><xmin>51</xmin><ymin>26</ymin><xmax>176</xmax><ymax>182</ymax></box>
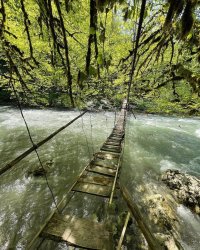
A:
<box><xmin>0</xmin><ymin>110</ymin><xmax>87</xmax><ymax>176</ymax></box>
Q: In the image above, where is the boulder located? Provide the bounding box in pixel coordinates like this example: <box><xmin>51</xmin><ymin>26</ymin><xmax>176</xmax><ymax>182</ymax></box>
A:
<box><xmin>135</xmin><ymin>182</ymin><xmax>182</xmax><ymax>249</ymax></box>
<box><xmin>26</xmin><ymin>160</ymin><xmax>53</xmax><ymax>178</ymax></box>
<box><xmin>161</xmin><ymin>169</ymin><xmax>200</xmax><ymax>215</ymax></box>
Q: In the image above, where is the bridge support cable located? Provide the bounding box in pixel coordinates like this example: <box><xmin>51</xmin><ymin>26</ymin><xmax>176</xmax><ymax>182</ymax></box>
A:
<box><xmin>0</xmin><ymin>110</ymin><xmax>87</xmax><ymax>176</ymax></box>
<box><xmin>8</xmin><ymin>80</ymin><xmax>62</xmax><ymax>212</ymax></box>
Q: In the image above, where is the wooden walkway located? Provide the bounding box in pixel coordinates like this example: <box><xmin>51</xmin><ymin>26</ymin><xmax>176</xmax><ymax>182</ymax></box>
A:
<box><xmin>28</xmin><ymin>100</ymin><xmax>127</xmax><ymax>249</ymax></box>
<box><xmin>28</xmin><ymin>100</ymin><xmax>163</xmax><ymax>250</ymax></box>
<box><xmin>41</xmin><ymin>102</ymin><xmax>126</xmax><ymax>249</ymax></box>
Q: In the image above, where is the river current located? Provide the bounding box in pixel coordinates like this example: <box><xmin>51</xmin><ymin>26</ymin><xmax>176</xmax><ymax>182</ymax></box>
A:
<box><xmin>0</xmin><ymin>106</ymin><xmax>200</xmax><ymax>249</ymax></box>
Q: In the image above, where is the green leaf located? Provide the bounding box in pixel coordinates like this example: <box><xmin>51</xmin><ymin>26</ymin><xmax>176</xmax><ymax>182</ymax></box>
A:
<box><xmin>97</xmin><ymin>53</ymin><xmax>103</xmax><ymax>65</ymax></box>
<box><xmin>89</xmin><ymin>27</ymin><xmax>96</xmax><ymax>35</ymax></box>
<box><xmin>79</xmin><ymin>71</ymin><xmax>87</xmax><ymax>82</ymax></box>
<box><xmin>186</xmin><ymin>32</ymin><xmax>193</xmax><ymax>40</ymax></box>
<box><xmin>144</xmin><ymin>8</ymin><xmax>148</xmax><ymax>19</ymax></box>
<box><xmin>99</xmin><ymin>21</ymin><xmax>106</xmax><ymax>42</ymax></box>
<box><xmin>89</xmin><ymin>66</ymin><xmax>97</xmax><ymax>76</ymax></box>
<box><xmin>99</xmin><ymin>31</ymin><xmax>106</xmax><ymax>43</ymax></box>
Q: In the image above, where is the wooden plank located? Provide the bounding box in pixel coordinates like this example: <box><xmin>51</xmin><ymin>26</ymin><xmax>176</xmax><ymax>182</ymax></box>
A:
<box><xmin>113</xmin><ymin>129</ymin><xmax>124</xmax><ymax>133</ymax></box>
<box><xmin>103</xmin><ymin>144</ymin><xmax>121</xmax><ymax>150</ymax></box>
<box><xmin>42</xmin><ymin>214</ymin><xmax>113</xmax><ymax>250</ymax></box>
<box><xmin>112</xmin><ymin>130</ymin><xmax>124</xmax><ymax>133</ymax></box>
<box><xmin>101</xmin><ymin>148</ymin><xmax>121</xmax><ymax>154</ymax></box>
<box><xmin>107</xmin><ymin>136</ymin><xmax>122</xmax><ymax>140</ymax></box>
<box><xmin>27</xmin><ymin>164</ymin><xmax>89</xmax><ymax>249</ymax></box>
<box><xmin>72</xmin><ymin>182</ymin><xmax>112</xmax><ymax>197</ymax></box>
<box><xmin>105</xmin><ymin>141</ymin><xmax>121</xmax><ymax>146</ymax></box>
<box><xmin>91</xmin><ymin>160</ymin><xmax>117</xmax><ymax>169</ymax></box>
<box><xmin>109</xmin><ymin>136</ymin><xmax>123</xmax><ymax>141</ymax></box>
<box><xmin>101</xmin><ymin>144</ymin><xmax>121</xmax><ymax>150</ymax></box>
<box><xmin>99</xmin><ymin>150</ymin><xmax>120</xmax><ymax>156</ymax></box>
<box><xmin>112</xmin><ymin>129</ymin><xmax>124</xmax><ymax>133</ymax></box>
<box><xmin>94</xmin><ymin>152</ymin><xmax>120</xmax><ymax>159</ymax></box>
<box><xmin>112</xmin><ymin>132</ymin><xmax>124</xmax><ymax>136</ymax></box>
<box><xmin>104</xmin><ymin>142</ymin><xmax>121</xmax><ymax>146</ymax></box>
<box><xmin>79</xmin><ymin>175</ymin><xmax>114</xmax><ymax>187</ymax></box>
<box><xmin>106</xmin><ymin>141</ymin><xmax>121</xmax><ymax>145</ymax></box>
<box><xmin>106</xmin><ymin>138</ymin><xmax>122</xmax><ymax>145</ymax></box>
<box><xmin>87</xmin><ymin>165</ymin><xmax>116</xmax><ymax>177</ymax></box>
<box><xmin>94</xmin><ymin>156</ymin><xmax>119</xmax><ymax>165</ymax></box>
<box><xmin>101</xmin><ymin>147</ymin><xmax>121</xmax><ymax>153</ymax></box>
<box><xmin>110</xmin><ymin>134</ymin><xmax>123</xmax><ymax>137</ymax></box>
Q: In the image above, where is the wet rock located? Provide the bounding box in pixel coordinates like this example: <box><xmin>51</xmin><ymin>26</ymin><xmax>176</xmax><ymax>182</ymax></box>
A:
<box><xmin>188</xmin><ymin>108</ymin><xmax>199</xmax><ymax>116</ymax></box>
<box><xmin>137</xmin><ymin>182</ymin><xmax>182</xmax><ymax>249</ymax></box>
<box><xmin>144</xmin><ymin>191</ymin><xmax>179</xmax><ymax>233</ymax></box>
<box><xmin>31</xmin><ymin>167</ymin><xmax>47</xmax><ymax>177</ymax></box>
<box><xmin>86</xmin><ymin>99</ymin><xmax>113</xmax><ymax>111</ymax></box>
<box><xmin>155</xmin><ymin>233</ymin><xmax>180</xmax><ymax>250</ymax></box>
<box><xmin>99</xmin><ymin>99</ymin><xmax>113</xmax><ymax>110</ymax></box>
<box><xmin>161</xmin><ymin>169</ymin><xmax>200</xmax><ymax>215</ymax></box>
<box><xmin>26</xmin><ymin>160</ymin><xmax>53</xmax><ymax>178</ymax></box>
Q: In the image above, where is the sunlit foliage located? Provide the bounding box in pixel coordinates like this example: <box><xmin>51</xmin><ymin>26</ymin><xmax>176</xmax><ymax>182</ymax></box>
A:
<box><xmin>0</xmin><ymin>0</ymin><xmax>200</xmax><ymax>114</ymax></box>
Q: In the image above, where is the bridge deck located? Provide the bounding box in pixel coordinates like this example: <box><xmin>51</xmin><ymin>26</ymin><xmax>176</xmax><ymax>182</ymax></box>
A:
<box><xmin>42</xmin><ymin>213</ymin><xmax>113</xmax><ymax>249</ymax></box>
<box><xmin>39</xmin><ymin>101</ymin><xmax>127</xmax><ymax>249</ymax></box>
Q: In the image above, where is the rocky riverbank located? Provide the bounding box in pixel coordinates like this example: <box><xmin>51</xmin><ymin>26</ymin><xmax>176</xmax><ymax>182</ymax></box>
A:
<box><xmin>129</xmin><ymin>181</ymin><xmax>183</xmax><ymax>249</ymax></box>
<box><xmin>161</xmin><ymin>170</ymin><xmax>200</xmax><ymax>215</ymax></box>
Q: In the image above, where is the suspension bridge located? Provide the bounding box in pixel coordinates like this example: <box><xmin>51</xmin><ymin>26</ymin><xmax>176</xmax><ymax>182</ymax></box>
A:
<box><xmin>1</xmin><ymin>100</ymin><xmax>163</xmax><ymax>249</ymax></box>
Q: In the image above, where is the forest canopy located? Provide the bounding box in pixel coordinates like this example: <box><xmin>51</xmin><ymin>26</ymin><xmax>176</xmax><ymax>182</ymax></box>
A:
<box><xmin>0</xmin><ymin>0</ymin><xmax>200</xmax><ymax>114</ymax></box>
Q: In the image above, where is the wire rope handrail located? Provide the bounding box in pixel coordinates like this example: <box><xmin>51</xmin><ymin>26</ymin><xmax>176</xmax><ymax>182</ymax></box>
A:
<box><xmin>0</xmin><ymin>110</ymin><xmax>87</xmax><ymax>176</ymax></box>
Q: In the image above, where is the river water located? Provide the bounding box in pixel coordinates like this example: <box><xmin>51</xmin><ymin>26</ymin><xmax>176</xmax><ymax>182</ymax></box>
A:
<box><xmin>0</xmin><ymin>107</ymin><xmax>200</xmax><ymax>249</ymax></box>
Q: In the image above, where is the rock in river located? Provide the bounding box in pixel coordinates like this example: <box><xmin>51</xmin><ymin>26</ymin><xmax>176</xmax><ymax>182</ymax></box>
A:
<box><xmin>162</xmin><ymin>169</ymin><xmax>200</xmax><ymax>215</ymax></box>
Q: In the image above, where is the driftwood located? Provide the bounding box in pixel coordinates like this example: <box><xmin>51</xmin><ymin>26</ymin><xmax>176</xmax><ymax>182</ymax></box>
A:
<box><xmin>0</xmin><ymin>111</ymin><xmax>87</xmax><ymax>176</ymax></box>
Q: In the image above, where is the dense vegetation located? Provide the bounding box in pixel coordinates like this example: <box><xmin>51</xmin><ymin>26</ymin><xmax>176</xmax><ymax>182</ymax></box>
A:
<box><xmin>0</xmin><ymin>0</ymin><xmax>200</xmax><ymax>115</ymax></box>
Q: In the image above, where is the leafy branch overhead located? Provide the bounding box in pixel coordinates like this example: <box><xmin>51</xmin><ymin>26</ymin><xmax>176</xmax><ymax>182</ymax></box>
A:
<box><xmin>0</xmin><ymin>0</ymin><xmax>200</xmax><ymax>111</ymax></box>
